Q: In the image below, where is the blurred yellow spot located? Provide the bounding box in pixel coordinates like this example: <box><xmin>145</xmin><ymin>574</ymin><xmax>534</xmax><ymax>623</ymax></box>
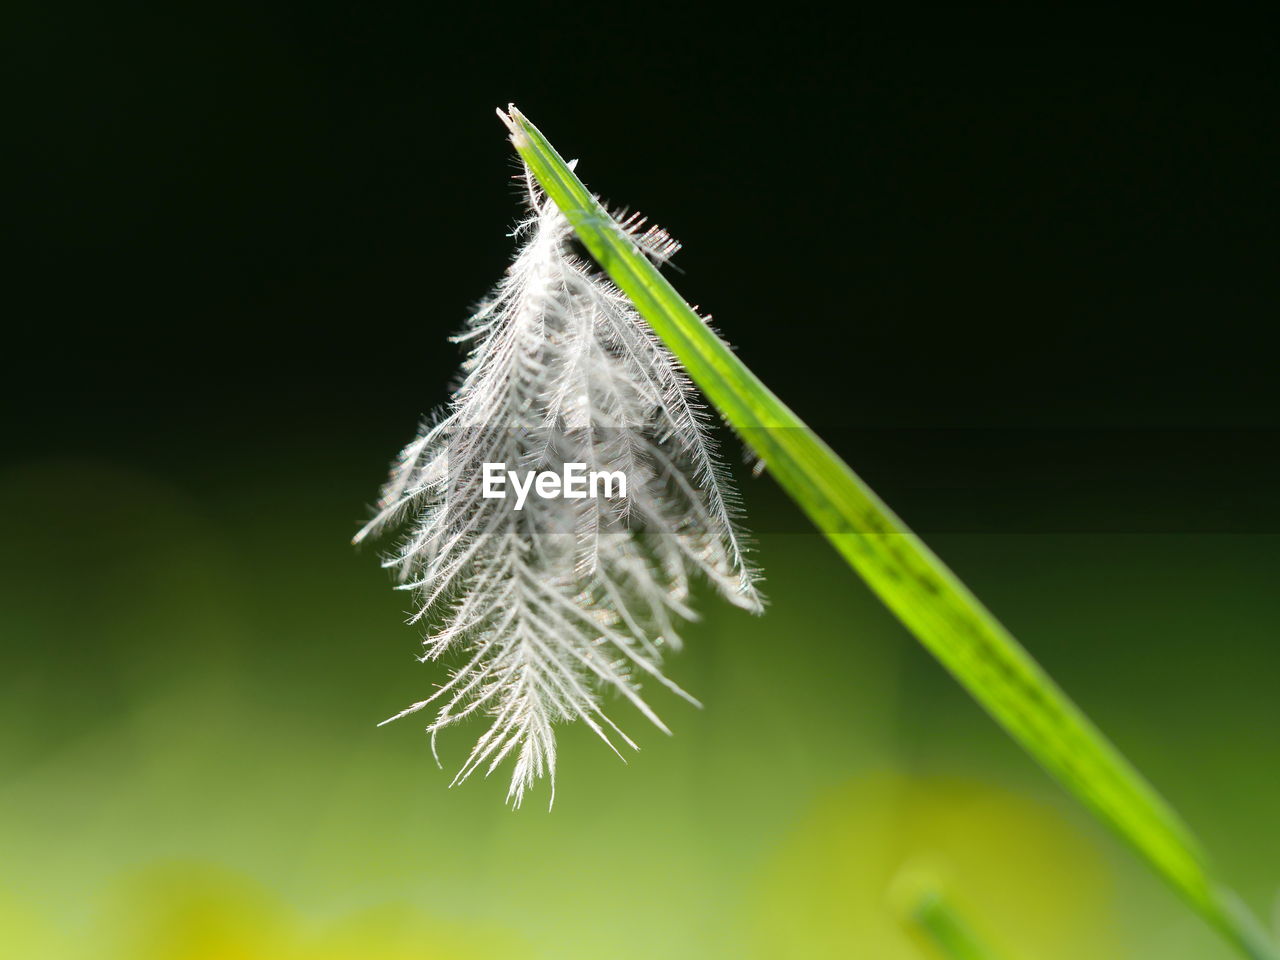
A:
<box><xmin>87</xmin><ymin>862</ymin><xmax>524</xmax><ymax>960</ymax></box>
<box><xmin>752</xmin><ymin>774</ymin><xmax>1122</xmax><ymax>959</ymax></box>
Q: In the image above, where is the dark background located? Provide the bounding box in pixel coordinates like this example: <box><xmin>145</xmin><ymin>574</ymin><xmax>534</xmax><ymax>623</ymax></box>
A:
<box><xmin>4</xmin><ymin>7</ymin><xmax>1279</xmax><ymax>960</ymax></box>
<box><xmin>9</xmin><ymin>7</ymin><xmax>1279</xmax><ymax>522</ymax></box>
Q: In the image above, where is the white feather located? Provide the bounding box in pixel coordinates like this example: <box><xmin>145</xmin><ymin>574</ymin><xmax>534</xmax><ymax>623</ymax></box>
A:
<box><xmin>356</xmin><ymin>165</ymin><xmax>762</xmax><ymax>807</ymax></box>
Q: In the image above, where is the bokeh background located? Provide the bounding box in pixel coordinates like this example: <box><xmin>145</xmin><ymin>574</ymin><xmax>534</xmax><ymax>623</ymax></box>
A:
<box><xmin>6</xmin><ymin>7</ymin><xmax>1279</xmax><ymax>958</ymax></box>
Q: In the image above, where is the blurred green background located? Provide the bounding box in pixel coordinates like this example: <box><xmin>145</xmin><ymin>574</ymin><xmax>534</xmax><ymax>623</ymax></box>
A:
<box><xmin>5</xmin><ymin>6</ymin><xmax>1279</xmax><ymax>959</ymax></box>
<box><xmin>3</xmin><ymin>461</ymin><xmax>1278</xmax><ymax>958</ymax></box>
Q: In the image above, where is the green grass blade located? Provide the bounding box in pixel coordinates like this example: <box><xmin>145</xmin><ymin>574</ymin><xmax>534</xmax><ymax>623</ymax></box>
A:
<box><xmin>893</xmin><ymin>874</ymin><xmax>1011</xmax><ymax>960</ymax></box>
<box><xmin>910</xmin><ymin>896</ymin><xmax>1004</xmax><ymax>960</ymax></box>
<box><xmin>501</xmin><ymin>104</ymin><xmax>1278</xmax><ymax>960</ymax></box>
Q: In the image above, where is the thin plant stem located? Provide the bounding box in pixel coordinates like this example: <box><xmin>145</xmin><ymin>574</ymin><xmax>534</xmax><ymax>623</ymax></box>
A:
<box><xmin>900</xmin><ymin>886</ymin><xmax>1009</xmax><ymax>960</ymax></box>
